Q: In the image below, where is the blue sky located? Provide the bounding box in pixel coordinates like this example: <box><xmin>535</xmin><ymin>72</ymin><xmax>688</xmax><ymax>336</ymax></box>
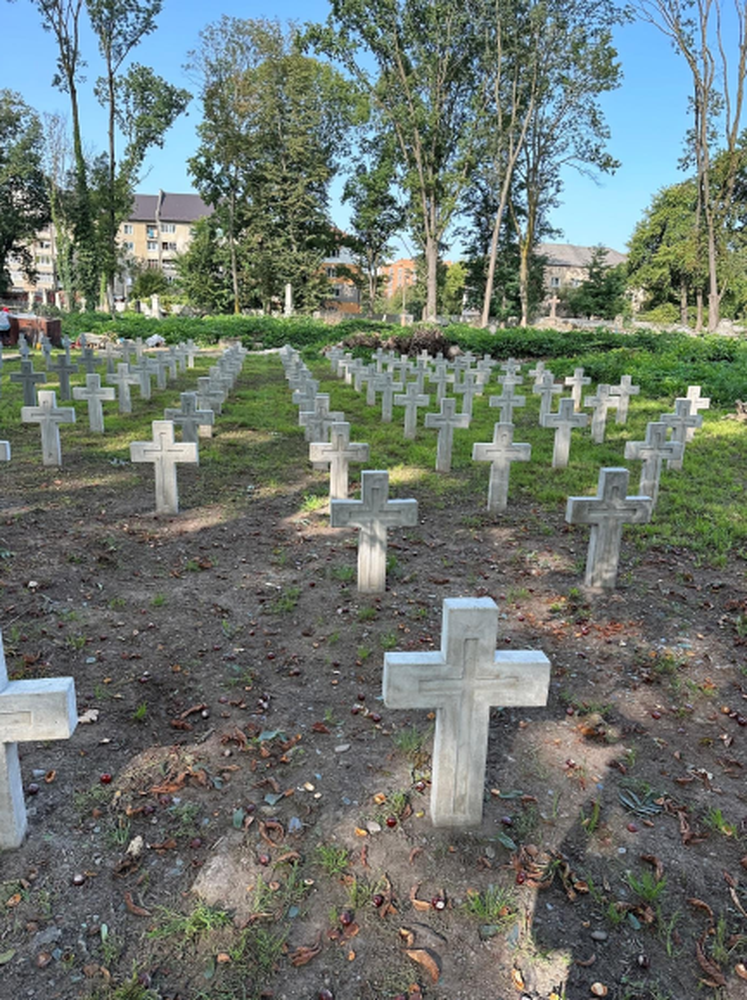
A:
<box><xmin>3</xmin><ymin>0</ymin><xmax>697</xmax><ymax>256</ymax></box>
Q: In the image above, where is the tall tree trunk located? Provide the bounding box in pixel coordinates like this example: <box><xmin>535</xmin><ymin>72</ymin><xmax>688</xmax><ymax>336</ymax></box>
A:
<box><xmin>106</xmin><ymin>64</ymin><xmax>116</xmax><ymax>313</ymax></box>
<box><xmin>680</xmin><ymin>278</ymin><xmax>688</xmax><ymax>326</ymax></box>
<box><xmin>425</xmin><ymin>231</ymin><xmax>438</xmax><ymax>321</ymax></box>
<box><xmin>696</xmin><ymin>289</ymin><xmax>704</xmax><ymax>332</ymax></box>
<box><xmin>228</xmin><ymin>189</ymin><xmax>240</xmax><ymax>314</ymax></box>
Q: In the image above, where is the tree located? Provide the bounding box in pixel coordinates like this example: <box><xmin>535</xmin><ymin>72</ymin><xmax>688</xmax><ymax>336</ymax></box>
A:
<box><xmin>566</xmin><ymin>245</ymin><xmax>626</xmax><ymax>319</ymax></box>
<box><xmin>0</xmin><ymin>91</ymin><xmax>50</xmax><ymax>295</ymax></box>
<box><xmin>636</xmin><ymin>0</ymin><xmax>747</xmax><ymax>331</ymax></box>
<box><xmin>342</xmin><ymin>134</ymin><xmax>405</xmax><ymax>316</ymax></box>
<box><xmin>175</xmin><ymin>215</ymin><xmax>236</xmax><ymax>314</ymax></box>
<box><xmin>310</xmin><ymin>0</ymin><xmax>487</xmax><ymax>320</ymax></box>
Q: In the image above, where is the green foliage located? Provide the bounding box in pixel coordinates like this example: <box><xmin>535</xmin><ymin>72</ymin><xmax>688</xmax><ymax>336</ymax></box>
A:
<box><xmin>565</xmin><ymin>246</ymin><xmax>627</xmax><ymax>319</ymax></box>
<box><xmin>314</xmin><ymin>843</ymin><xmax>350</xmax><ymax>877</ymax></box>
<box><xmin>462</xmin><ymin>884</ymin><xmax>517</xmax><ymax>925</ymax></box>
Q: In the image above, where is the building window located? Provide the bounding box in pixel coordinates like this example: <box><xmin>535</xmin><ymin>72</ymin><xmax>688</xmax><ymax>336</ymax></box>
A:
<box><xmin>146</xmin><ymin>225</ymin><xmax>157</xmax><ymax>238</ymax></box>
<box><xmin>38</xmin><ymin>240</ymin><xmax>51</xmax><ymax>250</ymax></box>
<box><xmin>147</xmin><ymin>259</ymin><xmax>160</xmax><ymax>269</ymax></box>
<box><xmin>326</xmin><ymin>266</ymin><xmax>337</xmax><ymax>278</ymax></box>
<box><xmin>161</xmin><ymin>223</ymin><xmax>176</xmax><ymax>234</ymax></box>
<box><xmin>162</xmin><ymin>241</ymin><xmax>177</xmax><ymax>252</ymax></box>
<box><xmin>550</xmin><ymin>276</ymin><xmax>561</xmax><ymax>288</ymax></box>
<box><xmin>123</xmin><ymin>224</ymin><xmax>133</xmax><ymax>235</ymax></box>
<box><xmin>570</xmin><ymin>278</ymin><xmax>580</xmax><ymax>288</ymax></box>
<box><xmin>147</xmin><ymin>240</ymin><xmax>158</xmax><ymax>252</ymax></box>
<box><xmin>124</xmin><ymin>241</ymin><xmax>135</xmax><ymax>251</ymax></box>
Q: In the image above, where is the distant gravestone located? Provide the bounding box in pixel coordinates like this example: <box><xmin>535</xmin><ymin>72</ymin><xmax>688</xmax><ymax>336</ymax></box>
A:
<box><xmin>624</xmin><ymin>421</ymin><xmax>683</xmax><ymax>507</ymax></box>
<box><xmin>394</xmin><ymin>382</ymin><xmax>430</xmax><ymax>440</ymax></box>
<box><xmin>129</xmin><ymin>361</ymin><xmax>153</xmax><ymax>401</ymax></box>
<box><xmin>660</xmin><ymin>398</ymin><xmax>702</xmax><ymax>470</ymax></box>
<box><xmin>18</xmin><ymin>339</ymin><xmax>30</xmax><ymax>361</ymax></box>
<box><xmin>472</xmin><ymin>423</ymin><xmax>531</xmax><ymax>511</ymax></box>
<box><xmin>429</xmin><ymin>362</ymin><xmax>455</xmax><ymax>403</ymax></box>
<box><xmin>21</xmin><ymin>390</ymin><xmax>76</xmax><ymax>466</ymax></box>
<box><xmin>47</xmin><ymin>352</ymin><xmax>79</xmax><ymax>402</ymax></box>
<box><xmin>108</xmin><ymin>363</ymin><xmax>139</xmax><ymax>415</ymax></box>
<box><xmin>383</xmin><ymin>598</ymin><xmax>550</xmax><ymax>827</ymax></box>
<box><xmin>583</xmin><ymin>384</ymin><xmax>619</xmax><ymax>444</ymax></box>
<box><xmin>499</xmin><ymin>358</ymin><xmax>522</xmax><ymax>379</ymax></box>
<box><xmin>564</xmin><ymin>368</ymin><xmax>591</xmax><ymax>411</ymax></box>
<box><xmin>0</xmin><ymin>629</ymin><xmax>78</xmax><ymax>849</ymax></box>
<box><xmin>130</xmin><ymin>420</ymin><xmax>199</xmax><ymax>515</ymax></box>
<box><xmin>10</xmin><ymin>359</ymin><xmax>46</xmax><ymax>407</ymax></box>
<box><xmin>541</xmin><ymin>397</ymin><xmax>589</xmax><ymax>468</ymax></box>
<box><xmin>528</xmin><ymin>361</ymin><xmax>547</xmax><ymax>387</ymax></box>
<box><xmin>685</xmin><ymin>385</ymin><xmax>710</xmax><ymax>441</ymax></box>
<box><xmin>309</xmin><ymin>421</ymin><xmax>369</xmax><ymax>500</ymax></box>
<box><xmin>425</xmin><ymin>397</ymin><xmax>470</xmax><ymax>473</ymax></box>
<box><xmin>610</xmin><ymin>374</ymin><xmax>640</xmax><ymax>425</ymax></box>
<box><xmin>330</xmin><ymin>470</ymin><xmax>418</xmax><ymax>593</ymax></box>
<box><xmin>299</xmin><ymin>394</ymin><xmax>344</xmax><ymax>444</ymax></box>
<box><xmin>372</xmin><ymin>373</ymin><xmax>403</xmax><ymax>423</ymax></box>
<box><xmin>566</xmin><ymin>467</ymin><xmax>653</xmax><ymax>590</ymax></box>
<box><xmin>164</xmin><ymin>392</ymin><xmax>215</xmax><ymax>443</ymax></box>
<box><xmin>73</xmin><ymin>373</ymin><xmax>116</xmax><ymax>433</ymax></box>
<box><xmin>488</xmin><ymin>383</ymin><xmax>526</xmax><ymax>423</ymax></box>
<box><xmin>453</xmin><ymin>370</ymin><xmax>478</xmax><ymax>418</ymax></box>
<box><xmin>196</xmin><ymin>378</ymin><xmax>224</xmax><ymax>426</ymax></box>
<box><xmin>532</xmin><ymin>372</ymin><xmax>562</xmax><ymax>422</ymax></box>
<box><xmin>79</xmin><ymin>347</ymin><xmax>98</xmax><ymax>376</ymax></box>
<box><xmin>0</xmin><ymin>442</ymin><xmax>9</xmax><ymax>462</ymax></box>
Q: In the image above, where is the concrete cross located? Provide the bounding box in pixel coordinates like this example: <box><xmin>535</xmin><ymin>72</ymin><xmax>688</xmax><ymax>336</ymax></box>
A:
<box><xmin>610</xmin><ymin>374</ymin><xmax>640</xmax><ymax>425</ymax></box>
<box><xmin>79</xmin><ymin>346</ymin><xmax>98</xmax><ymax>376</ymax></box>
<box><xmin>541</xmin><ymin>396</ymin><xmax>589</xmax><ymax>468</ymax></box>
<box><xmin>624</xmin><ymin>421</ymin><xmax>683</xmax><ymax>507</ymax></box>
<box><xmin>564</xmin><ymin>367</ymin><xmax>591</xmax><ymax>411</ymax></box>
<box><xmin>107</xmin><ymin>363</ymin><xmax>139</xmax><ymax>414</ymax></box>
<box><xmin>164</xmin><ymin>346</ymin><xmax>179</xmax><ymax>380</ymax></box>
<box><xmin>488</xmin><ymin>383</ymin><xmax>526</xmax><ymax>423</ymax></box>
<box><xmin>660</xmin><ymin>398</ymin><xmax>702</xmax><ymax>469</ymax></box>
<box><xmin>384</xmin><ymin>598</ymin><xmax>550</xmax><ymax>827</ymax></box>
<box><xmin>528</xmin><ymin>361</ymin><xmax>547</xmax><ymax>387</ymax></box>
<box><xmin>18</xmin><ymin>339</ymin><xmax>30</xmax><ymax>361</ymax></box>
<box><xmin>453</xmin><ymin>370</ymin><xmax>479</xmax><ymax>418</ymax></box>
<box><xmin>47</xmin><ymin>353</ymin><xmax>79</xmax><ymax>402</ymax></box>
<box><xmin>412</xmin><ymin>358</ymin><xmax>429</xmax><ymax>394</ymax></box>
<box><xmin>128</xmin><ymin>361</ymin><xmax>153</xmax><ymax>401</ymax></box>
<box><xmin>327</xmin><ymin>346</ymin><xmax>344</xmax><ymax>374</ymax></box>
<box><xmin>103</xmin><ymin>341</ymin><xmax>119</xmax><ymax>375</ymax></box>
<box><xmin>330</xmin><ymin>470</ymin><xmax>418</xmax><ymax>593</ymax></box>
<box><xmin>309</xmin><ymin>421</ymin><xmax>369</xmax><ymax>500</ymax></box>
<box><xmin>196</xmin><ymin>377</ymin><xmax>225</xmax><ymax>423</ymax></box>
<box><xmin>10</xmin><ymin>359</ymin><xmax>46</xmax><ymax>407</ymax></box>
<box><xmin>548</xmin><ymin>294</ymin><xmax>560</xmax><ymax>320</ymax></box>
<box><xmin>133</xmin><ymin>337</ymin><xmax>144</xmax><ymax>362</ymax></box>
<box><xmin>425</xmin><ymin>396</ymin><xmax>471</xmax><ymax>473</ymax></box>
<box><xmin>21</xmin><ymin>390</ymin><xmax>76</xmax><ymax>466</ymax></box>
<box><xmin>0</xmin><ymin>441</ymin><xmax>10</xmax><ymax>462</ymax></box>
<box><xmin>299</xmin><ymin>394</ymin><xmax>344</xmax><ymax>442</ymax></box>
<box><xmin>130</xmin><ymin>420</ymin><xmax>199</xmax><ymax>515</ymax></box>
<box><xmin>566</xmin><ymin>467</ymin><xmax>653</xmax><ymax>589</ymax></box>
<box><xmin>40</xmin><ymin>336</ymin><xmax>53</xmax><ymax>368</ymax></box>
<box><xmin>164</xmin><ymin>392</ymin><xmax>215</xmax><ymax>444</ymax></box>
<box><xmin>429</xmin><ymin>362</ymin><xmax>455</xmax><ymax>403</ymax></box>
<box><xmin>472</xmin><ymin>423</ymin><xmax>531</xmax><ymax>511</ymax></box>
<box><xmin>353</xmin><ymin>361</ymin><xmax>371</xmax><ymax>394</ymax></box>
<box><xmin>685</xmin><ymin>385</ymin><xmax>710</xmax><ymax>441</ymax></box>
<box><xmin>120</xmin><ymin>340</ymin><xmax>135</xmax><ymax>366</ymax></box>
<box><xmin>0</xmin><ymin>630</ymin><xmax>78</xmax><ymax>849</ymax></box>
<box><xmin>184</xmin><ymin>340</ymin><xmax>199</xmax><ymax>369</ymax></box>
<box><xmin>583</xmin><ymin>384</ymin><xmax>620</xmax><ymax>443</ymax></box>
<box><xmin>532</xmin><ymin>372</ymin><xmax>562</xmax><ymax>422</ymax></box>
<box><xmin>394</xmin><ymin>382</ymin><xmax>430</xmax><ymax>440</ymax></box>
<box><xmin>346</xmin><ymin>358</ymin><xmax>364</xmax><ymax>387</ymax></box>
<box><xmin>372</xmin><ymin>373</ymin><xmax>403</xmax><ymax>423</ymax></box>
<box><xmin>499</xmin><ymin>358</ymin><xmax>522</xmax><ymax>379</ymax></box>
<box><xmin>291</xmin><ymin>378</ymin><xmax>318</xmax><ymax>412</ymax></box>
<box><xmin>148</xmin><ymin>355</ymin><xmax>168</xmax><ymax>390</ymax></box>
<box><xmin>73</xmin><ymin>373</ymin><xmax>116</xmax><ymax>433</ymax></box>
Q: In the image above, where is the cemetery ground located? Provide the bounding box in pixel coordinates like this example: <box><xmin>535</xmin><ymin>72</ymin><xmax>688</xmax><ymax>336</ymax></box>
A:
<box><xmin>1</xmin><ymin>346</ymin><xmax>747</xmax><ymax>1000</ymax></box>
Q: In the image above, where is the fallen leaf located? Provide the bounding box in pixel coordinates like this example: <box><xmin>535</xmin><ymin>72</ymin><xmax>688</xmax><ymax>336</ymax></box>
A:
<box><xmin>405</xmin><ymin>947</ymin><xmax>441</xmax><ymax>984</ymax></box>
<box><xmin>0</xmin><ymin>950</ymin><xmax>16</xmax><ymax>965</ymax></box>
<box><xmin>575</xmin><ymin>953</ymin><xmax>596</xmax><ymax>967</ymax></box>
<box><xmin>360</xmin><ymin>844</ymin><xmax>369</xmax><ymax>869</ymax></box>
<box><xmin>409</xmin><ymin>885</ymin><xmax>431</xmax><ymax>911</ymax></box>
<box><xmin>687</xmin><ymin>898</ymin><xmax>714</xmax><ymax>921</ymax></box>
<box><xmin>311</xmin><ymin>722</ymin><xmax>330</xmax><ymax>733</ymax></box>
<box><xmin>696</xmin><ymin>931</ymin><xmax>727</xmax><ymax>988</ymax></box>
<box><xmin>736</xmin><ymin>962</ymin><xmax>747</xmax><ymax>980</ymax></box>
<box><xmin>5</xmin><ymin>894</ymin><xmax>21</xmax><ymax>908</ymax></box>
<box><xmin>216</xmin><ymin>953</ymin><xmax>231</xmax><ymax>964</ymax></box>
<box><xmin>409</xmin><ymin>847</ymin><xmax>423</xmax><ymax>865</ymax></box>
<box><xmin>259</xmin><ymin>820</ymin><xmax>284</xmax><ymax>846</ymax></box>
<box><xmin>123</xmin><ymin>891</ymin><xmax>150</xmax><ymax>917</ymax></box>
<box><xmin>510</xmin><ymin>967</ymin><xmax>525</xmax><ymax>990</ymax></box>
<box><xmin>640</xmin><ymin>854</ymin><xmax>664</xmax><ymax>882</ymax></box>
<box><xmin>289</xmin><ymin>932</ymin><xmax>322</xmax><ymax>967</ymax></box>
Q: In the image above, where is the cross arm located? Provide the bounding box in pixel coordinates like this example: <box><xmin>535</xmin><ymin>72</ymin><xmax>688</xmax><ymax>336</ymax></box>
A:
<box><xmin>0</xmin><ymin>678</ymin><xmax>77</xmax><ymax>742</ymax></box>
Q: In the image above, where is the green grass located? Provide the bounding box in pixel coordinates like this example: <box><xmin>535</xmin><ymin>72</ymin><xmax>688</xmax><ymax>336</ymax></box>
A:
<box><xmin>314</xmin><ymin>843</ymin><xmax>350</xmax><ymax>877</ymax></box>
<box><xmin>147</xmin><ymin>902</ymin><xmax>233</xmax><ymax>941</ymax></box>
<box><xmin>462</xmin><ymin>884</ymin><xmax>518</xmax><ymax>926</ymax></box>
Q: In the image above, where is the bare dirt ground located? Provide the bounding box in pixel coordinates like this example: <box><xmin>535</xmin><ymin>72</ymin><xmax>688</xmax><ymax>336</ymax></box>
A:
<box><xmin>1</xmin><ymin>351</ymin><xmax>747</xmax><ymax>1000</ymax></box>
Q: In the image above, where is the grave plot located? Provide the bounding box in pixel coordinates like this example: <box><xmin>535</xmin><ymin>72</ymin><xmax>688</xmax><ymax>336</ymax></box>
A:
<box><xmin>0</xmin><ymin>350</ymin><xmax>745</xmax><ymax>1000</ymax></box>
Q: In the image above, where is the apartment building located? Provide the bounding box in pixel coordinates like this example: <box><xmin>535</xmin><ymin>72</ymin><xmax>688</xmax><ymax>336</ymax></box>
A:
<box><xmin>538</xmin><ymin>243</ymin><xmax>627</xmax><ymax>292</ymax></box>
<box><xmin>119</xmin><ymin>191</ymin><xmax>212</xmax><ymax>287</ymax></box>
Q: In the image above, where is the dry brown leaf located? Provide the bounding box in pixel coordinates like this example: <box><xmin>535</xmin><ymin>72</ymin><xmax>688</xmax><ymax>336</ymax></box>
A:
<box><xmin>180</xmin><ymin>703</ymin><xmax>208</xmax><ymax>718</ymax></box>
<box><xmin>123</xmin><ymin>891</ymin><xmax>150</xmax><ymax>917</ymax></box>
<box><xmin>44</xmin><ymin>770</ymin><xmax>56</xmax><ymax>784</ymax></box>
<box><xmin>735</xmin><ymin>962</ymin><xmax>747</xmax><ymax>980</ymax></box>
<box><xmin>5</xmin><ymin>894</ymin><xmax>21</xmax><ymax>908</ymax></box>
<box><xmin>640</xmin><ymin>854</ymin><xmax>664</xmax><ymax>882</ymax></box>
<box><xmin>399</xmin><ymin>927</ymin><xmax>416</xmax><ymax>948</ymax></box>
<box><xmin>360</xmin><ymin>844</ymin><xmax>369</xmax><ymax>869</ymax></box>
<box><xmin>687</xmin><ymin>898</ymin><xmax>714</xmax><ymax>921</ymax></box>
<box><xmin>409</xmin><ymin>847</ymin><xmax>423</xmax><ymax>865</ymax></box>
<box><xmin>696</xmin><ymin>931</ymin><xmax>727</xmax><ymax>988</ymax></box>
<box><xmin>311</xmin><ymin>722</ymin><xmax>330</xmax><ymax>733</ymax></box>
<box><xmin>216</xmin><ymin>953</ymin><xmax>231</xmax><ymax>964</ymax></box>
<box><xmin>289</xmin><ymin>932</ymin><xmax>322</xmax><ymax>967</ymax></box>
<box><xmin>405</xmin><ymin>948</ymin><xmax>441</xmax><ymax>984</ymax></box>
<box><xmin>510</xmin><ymin>967</ymin><xmax>525</xmax><ymax>990</ymax></box>
<box><xmin>275</xmin><ymin>851</ymin><xmax>301</xmax><ymax>865</ymax></box>
<box><xmin>259</xmin><ymin>820</ymin><xmax>284</xmax><ymax>846</ymax></box>
<box><xmin>575</xmin><ymin>953</ymin><xmax>596</xmax><ymax>967</ymax></box>
<box><xmin>409</xmin><ymin>884</ymin><xmax>431</xmax><ymax>911</ymax></box>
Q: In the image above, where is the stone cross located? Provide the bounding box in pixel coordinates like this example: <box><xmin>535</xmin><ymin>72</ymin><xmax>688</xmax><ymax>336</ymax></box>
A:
<box><xmin>564</xmin><ymin>368</ymin><xmax>591</xmax><ymax>411</ymax></box>
<box><xmin>583</xmin><ymin>384</ymin><xmax>619</xmax><ymax>444</ymax></box>
<box><xmin>610</xmin><ymin>374</ymin><xmax>640</xmax><ymax>425</ymax></box>
<box><xmin>291</xmin><ymin>378</ymin><xmax>319</xmax><ymax>412</ymax></box>
<box><xmin>299</xmin><ymin>394</ymin><xmax>344</xmax><ymax>442</ymax></box>
<box><xmin>196</xmin><ymin>378</ymin><xmax>224</xmax><ymax>423</ymax></box>
<box><xmin>372</xmin><ymin>373</ymin><xmax>403</xmax><ymax>423</ymax></box>
<box><xmin>309</xmin><ymin>421</ymin><xmax>369</xmax><ymax>500</ymax></box>
<box><xmin>107</xmin><ymin>363</ymin><xmax>139</xmax><ymax>414</ymax></box>
<box><xmin>48</xmin><ymin>353</ymin><xmax>79</xmax><ymax>402</ymax></box>
<box><xmin>0</xmin><ymin>630</ymin><xmax>78</xmax><ymax>849</ymax></box>
<box><xmin>0</xmin><ymin>442</ymin><xmax>10</xmax><ymax>462</ymax></box>
<box><xmin>120</xmin><ymin>340</ymin><xmax>135</xmax><ymax>366</ymax></box>
<box><xmin>129</xmin><ymin>361</ymin><xmax>153</xmax><ymax>401</ymax></box>
<box><xmin>164</xmin><ymin>392</ymin><xmax>215</xmax><ymax>443</ymax></box>
<box><xmin>364</xmin><ymin>365</ymin><xmax>379</xmax><ymax>406</ymax></box>
<box><xmin>685</xmin><ymin>385</ymin><xmax>710</xmax><ymax>441</ymax></box>
<box><xmin>330</xmin><ymin>470</ymin><xmax>418</xmax><ymax>593</ymax></box>
<box><xmin>528</xmin><ymin>361</ymin><xmax>547</xmax><ymax>387</ymax></box>
<box><xmin>425</xmin><ymin>397</ymin><xmax>471</xmax><ymax>473</ymax></box>
<box><xmin>488</xmin><ymin>383</ymin><xmax>526</xmax><ymax>423</ymax></box>
<box><xmin>130</xmin><ymin>421</ymin><xmax>199</xmax><ymax>515</ymax></box>
<box><xmin>103</xmin><ymin>341</ymin><xmax>118</xmax><ymax>375</ymax></box>
<box><xmin>383</xmin><ymin>598</ymin><xmax>550</xmax><ymax>827</ymax></box>
<box><xmin>453</xmin><ymin>370</ymin><xmax>478</xmax><ymax>418</ymax></box>
<box><xmin>394</xmin><ymin>382</ymin><xmax>430</xmax><ymax>440</ymax></box>
<box><xmin>532</xmin><ymin>372</ymin><xmax>562</xmax><ymax>422</ymax></box>
<box><xmin>184</xmin><ymin>340</ymin><xmax>199</xmax><ymax>369</ymax></box>
<box><xmin>21</xmin><ymin>390</ymin><xmax>76</xmax><ymax>466</ymax></box>
<box><xmin>660</xmin><ymin>398</ymin><xmax>702</xmax><ymax>469</ymax></box>
<box><xmin>10</xmin><ymin>360</ymin><xmax>46</xmax><ymax>407</ymax></box>
<box><xmin>548</xmin><ymin>294</ymin><xmax>560</xmax><ymax>321</ymax></box>
<box><xmin>429</xmin><ymin>362</ymin><xmax>455</xmax><ymax>403</ymax></box>
<box><xmin>18</xmin><ymin>339</ymin><xmax>30</xmax><ymax>361</ymax></box>
<box><xmin>164</xmin><ymin>347</ymin><xmax>179</xmax><ymax>380</ymax></box>
<box><xmin>472</xmin><ymin>423</ymin><xmax>531</xmax><ymax>511</ymax></box>
<box><xmin>79</xmin><ymin>347</ymin><xmax>98</xmax><ymax>376</ymax></box>
<box><xmin>624</xmin><ymin>421</ymin><xmax>683</xmax><ymax>507</ymax></box>
<box><xmin>148</xmin><ymin>355</ymin><xmax>168</xmax><ymax>390</ymax></box>
<box><xmin>500</xmin><ymin>358</ymin><xmax>522</xmax><ymax>379</ymax></box>
<box><xmin>40</xmin><ymin>336</ymin><xmax>53</xmax><ymax>368</ymax></box>
<box><xmin>541</xmin><ymin>397</ymin><xmax>589</xmax><ymax>468</ymax></box>
<box><xmin>73</xmin><ymin>373</ymin><xmax>116</xmax><ymax>433</ymax></box>
<box><xmin>566</xmin><ymin>467</ymin><xmax>653</xmax><ymax>589</ymax></box>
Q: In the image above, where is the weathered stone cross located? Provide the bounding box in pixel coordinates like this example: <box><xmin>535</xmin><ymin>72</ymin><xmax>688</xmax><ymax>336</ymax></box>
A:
<box><xmin>73</xmin><ymin>373</ymin><xmax>116</xmax><ymax>433</ymax></box>
<box><xmin>566</xmin><ymin>467</ymin><xmax>652</xmax><ymax>589</ymax></box>
<box><xmin>425</xmin><ymin>397</ymin><xmax>470</xmax><ymax>473</ymax></box>
<box><xmin>10</xmin><ymin>360</ymin><xmax>46</xmax><ymax>407</ymax></box>
<box><xmin>48</xmin><ymin>352</ymin><xmax>79</xmax><ymax>402</ymax></box>
<box><xmin>583</xmin><ymin>384</ymin><xmax>619</xmax><ymax>443</ymax></box>
<box><xmin>488</xmin><ymin>382</ymin><xmax>526</xmax><ymax>423</ymax></box>
<box><xmin>372</xmin><ymin>373</ymin><xmax>403</xmax><ymax>423</ymax></box>
<box><xmin>164</xmin><ymin>392</ymin><xmax>215</xmax><ymax>443</ymax></box>
<box><xmin>394</xmin><ymin>382</ymin><xmax>430</xmax><ymax>440</ymax></box>
<box><xmin>541</xmin><ymin>396</ymin><xmax>589</xmax><ymax>468</ymax></box>
<box><xmin>383</xmin><ymin>598</ymin><xmax>550</xmax><ymax>827</ymax></box>
<box><xmin>684</xmin><ymin>385</ymin><xmax>710</xmax><ymax>441</ymax></box>
<box><xmin>0</xmin><ymin>630</ymin><xmax>78</xmax><ymax>849</ymax></box>
<box><xmin>532</xmin><ymin>371</ymin><xmax>562</xmax><ymax>422</ymax></box>
<box><xmin>610</xmin><ymin>374</ymin><xmax>640</xmax><ymax>425</ymax></box>
<box><xmin>660</xmin><ymin>398</ymin><xmax>702</xmax><ymax>470</ymax></box>
<box><xmin>564</xmin><ymin>367</ymin><xmax>591</xmax><ymax>411</ymax></box>
<box><xmin>108</xmin><ymin>363</ymin><xmax>139</xmax><ymax>414</ymax></box>
<box><xmin>130</xmin><ymin>420</ymin><xmax>198</xmax><ymax>515</ymax></box>
<box><xmin>21</xmin><ymin>390</ymin><xmax>76</xmax><ymax>466</ymax></box>
<box><xmin>624</xmin><ymin>421</ymin><xmax>683</xmax><ymax>507</ymax></box>
<box><xmin>309</xmin><ymin>421</ymin><xmax>369</xmax><ymax>500</ymax></box>
<box><xmin>472</xmin><ymin>423</ymin><xmax>531</xmax><ymax>511</ymax></box>
<box><xmin>330</xmin><ymin>470</ymin><xmax>418</xmax><ymax>593</ymax></box>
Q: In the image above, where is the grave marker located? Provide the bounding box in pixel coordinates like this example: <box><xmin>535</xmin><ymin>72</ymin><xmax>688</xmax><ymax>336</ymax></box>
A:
<box><xmin>21</xmin><ymin>390</ymin><xmax>76</xmax><ymax>466</ymax></box>
<box><xmin>393</xmin><ymin>382</ymin><xmax>430</xmax><ymax>440</ymax></box>
<box><xmin>532</xmin><ymin>372</ymin><xmax>562</xmax><ymax>422</ymax></box>
<box><xmin>383</xmin><ymin>598</ymin><xmax>550</xmax><ymax>827</ymax></box>
<box><xmin>610</xmin><ymin>375</ymin><xmax>640</xmax><ymax>425</ymax></box>
<box><xmin>164</xmin><ymin>392</ymin><xmax>215</xmax><ymax>443</ymax></box>
<box><xmin>130</xmin><ymin>420</ymin><xmax>198</xmax><ymax>515</ymax></box>
<box><xmin>330</xmin><ymin>470</ymin><xmax>417</xmax><ymax>593</ymax></box>
<box><xmin>685</xmin><ymin>385</ymin><xmax>710</xmax><ymax>440</ymax></box>
<box><xmin>564</xmin><ymin>368</ymin><xmax>591</xmax><ymax>411</ymax></box>
<box><xmin>425</xmin><ymin>397</ymin><xmax>470</xmax><ymax>473</ymax></box>
<box><xmin>73</xmin><ymin>373</ymin><xmax>116</xmax><ymax>433</ymax></box>
<box><xmin>541</xmin><ymin>397</ymin><xmax>589</xmax><ymax>468</ymax></box>
<box><xmin>624</xmin><ymin>421</ymin><xmax>683</xmax><ymax>506</ymax></box>
<box><xmin>583</xmin><ymin>384</ymin><xmax>619</xmax><ymax>444</ymax></box>
<box><xmin>660</xmin><ymin>398</ymin><xmax>702</xmax><ymax>469</ymax></box>
<box><xmin>309</xmin><ymin>421</ymin><xmax>369</xmax><ymax>500</ymax></box>
<box><xmin>372</xmin><ymin>373</ymin><xmax>403</xmax><ymax>423</ymax></box>
<box><xmin>488</xmin><ymin>384</ymin><xmax>526</xmax><ymax>423</ymax></box>
<box><xmin>10</xmin><ymin>360</ymin><xmax>46</xmax><ymax>407</ymax></box>
<box><xmin>472</xmin><ymin>423</ymin><xmax>531</xmax><ymax>511</ymax></box>
<box><xmin>566</xmin><ymin>467</ymin><xmax>652</xmax><ymax>589</ymax></box>
<box><xmin>107</xmin><ymin>363</ymin><xmax>139</xmax><ymax>414</ymax></box>
<box><xmin>48</xmin><ymin>353</ymin><xmax>79</xmax><ymax>402</ymax></box>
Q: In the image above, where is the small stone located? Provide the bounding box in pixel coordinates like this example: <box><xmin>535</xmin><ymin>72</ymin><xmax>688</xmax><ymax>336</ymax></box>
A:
<box><xmin>590</xmin><ymin>930</ymin><xmax>608</xmax><ymax>942</ymax></box>
<box><xmin>366</xmin><ymin>821</ymin><xmax>382</xmax><ymax>834</ymax></box>
<box><xmin>334</xmin><ymin>744</ymin><xmax>350</xmax><ymax>753</ymax></box>
<box><xmin>36</xmin><ymin>951</ymin><xmax>53</xmax><ymax>968</ymax></box>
